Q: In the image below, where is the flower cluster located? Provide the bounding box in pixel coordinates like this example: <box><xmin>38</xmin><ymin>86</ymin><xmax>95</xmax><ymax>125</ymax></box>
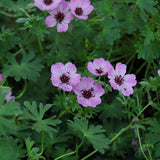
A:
<box><xmin>34</xmin><ymin>0</ymin><xmax>94</xmax><ymax>32</ymax></box>
<box><xmin>50</xmin><ymin>58</ymin><xmax>137</xmax><ymax>107</ymax></box>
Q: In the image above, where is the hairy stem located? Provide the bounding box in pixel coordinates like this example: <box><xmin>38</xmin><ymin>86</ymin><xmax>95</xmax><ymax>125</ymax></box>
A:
<box><xmin>55</xmin><ymin>138</ymin><xmax>85</xmax><ymax>160</ymax></box>
<box><xmin>15</xmin><ymin>79</ymin><xmax>27</xmax><ymax>99</ymax></box>
<box><xmin>81</xmin><ymin>102</ymin><xmax>152</xmax><ymax>160</ymax></box>
<box><xmin>0</xmin><ymin>10</ymin><xmax>16</xmax><ymax>17</ymax></box>
<box><xmin>136</xmin><ymin>127</ymin><xmax>149</xmax><ymax>160</ymax></box>
<box><xmin>39</xmin><ymin>130</ymin><xmax>45</xmax><ymax>156</ymax></box>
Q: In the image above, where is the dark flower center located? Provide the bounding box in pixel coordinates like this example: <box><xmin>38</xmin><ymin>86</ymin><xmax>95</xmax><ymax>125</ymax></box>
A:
<box><xmin>55</xmin><ymin>12</ymin><xmax>65</xmax><ymax>23</ymax></box>
<box><xmin>75</xmin><ymin>8</ymin><xmax>83</xmax><ymax>16</ymax></box>
<box><xmin>82</xmin><ymin>88</ymin><xmax>94</xmax><ymax>99</ymax></box>
<box><xmin>60</xmin><ymin>74</ymin><xmax>70</xmax><ymax>83</ymax></box>
<box><xmin>96</xmin><ymin>68</ymin><xmax>103</xmax><ymax>74</ymax></box>
<box><xmin>3</xmin><ymin>99</ymin><xmax>7</xmax><ymax>105</ymax></box>
<box><xmin>114</xmin><ymin>75</ymin><xmax>124</xmax><ymax>86</ymax></box>
<box><xmin>44</xmin><ymin>0</ymin><xmax>53</xmax><ymax>5</ymax></box>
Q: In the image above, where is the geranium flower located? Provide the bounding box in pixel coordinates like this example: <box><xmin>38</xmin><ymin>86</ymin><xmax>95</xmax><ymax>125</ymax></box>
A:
<box><xmin>0</xmin><ymin>74</ymin><xmax>3</xmax><ymax>83</ymax></box>
<box><xmin>34</xmin><ymin>0</ymin><xmax>62</xmax><ymax>11</ymax></box>
<box><xmin>73</xmin><ymin>77</ymin><xmax>105</xmax><ymax>107</ymax></box>
<box><xmin>108</xmin><ymin>63</ymin><xmax>137</xmax><ymax>96</ymax></box>
<box><xmin>69</xmin><ymin>0</ymin><xmax>94</xmax><ymax>20</ymax></box>
<box><xmin>4</xmin><ymin>90</ymin><xmax>15</xmax><ymax>104</ymax></box>
<box><xmin>46</xmin><ymin>0</ymin><xmax>73</xmax><ymax>32</ymax></box>
<box><xmin>158</xmin><ymin>69</ymin><xmax>160</xmax><ymax>77</ymax></box>
<box><xmin>87</xmin><ymin>58</ymin><xmax>112</xmax><ymax>76</ymax></box>
<box><xmin>51</xmin><ymin>62</ymin><xmax>81</xmax><ymax>91</ymax></box>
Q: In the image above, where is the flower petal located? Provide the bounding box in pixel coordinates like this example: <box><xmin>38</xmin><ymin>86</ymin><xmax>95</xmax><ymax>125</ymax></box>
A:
<box><xmin>46</xmin><ymin>16</ymin><xmax>57</xmax><ymax>28</ymax></box>
<box><xmin>115</xmin><ymin>63</ymin><xmax>126</xmax><ymax>77</ymax></box>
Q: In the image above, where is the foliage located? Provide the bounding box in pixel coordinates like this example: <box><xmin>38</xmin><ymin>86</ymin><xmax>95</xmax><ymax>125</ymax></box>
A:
<box><xmin>0</xmin><ymin>136</ymin><xmax>25</xmax><ymax>160</ymax></box>
<box><xmin>0</xmin><ymin>0</ymin><xmax>160</xmax><ymax>159</ymax></box>
<box><xmin>21</xmin><ymin>101</ymin><xmax>61</xmax><ymax>138</ymax></box>
<box><xmin>68</xmin><ymin>118</ymin><xmax>110</xmax><ymax>153</ymax></box>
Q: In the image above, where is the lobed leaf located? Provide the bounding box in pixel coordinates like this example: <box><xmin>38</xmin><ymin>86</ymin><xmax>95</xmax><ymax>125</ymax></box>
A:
<box><xmin>3</xmin><ymin>52</ymin><xmax>44</xmax><ymax>82</ymax></box>
<box><xmin>68</xmin><ymin>118</ymin><xmax>110</xmax><ymax>153</ymax></box>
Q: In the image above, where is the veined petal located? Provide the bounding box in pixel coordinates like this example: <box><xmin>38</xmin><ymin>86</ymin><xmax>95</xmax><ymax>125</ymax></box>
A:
<box><xmin>57</xmin><ymin>23</ymin><xmax>68</xmax><ymax>32</ymax></box>
<box><xmin>46</xmin><ymin>16</ymin><xmax>57</xmax><ymax>28</ymax></box>
<box><xmin>115</xmin><ymin>63</ymin><xmax>126</xmax><ymax>77</ymax></box>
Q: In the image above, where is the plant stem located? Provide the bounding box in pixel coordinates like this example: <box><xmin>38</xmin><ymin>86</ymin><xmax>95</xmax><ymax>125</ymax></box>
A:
<box><xmin>81</xmin><ymin>102</ymin><xmax>152</xmax><ymax>160</ymax></box>
<box><xmin>15</xmin><ymin>79</ymin><xmax>27</xmax><ymax>99</ymax></box>
<box><xmin>81</xmin><ymin>150</ymin><xmax>98</xmax><ymax>160</ymax></box>
<box><xmin>147</xmin><ymin>145</ymin><xmax>153</xmax><ymax>160</ymax></box>
<box><xmin>39</xmin><ymin>130</ymin><xmax>45</xmax><ymax>156</ymax></box>
<box><xmin>55</xmin><ymin>151</ymin><xmax>76</xmax><ymax>160</ymax></box>
<box><xmin>14</xmin><ymin>44</ymin><xmax>23</xmax><ymax>56</ymax></box>
<box><xmin>37</xmin><ymin>34</ymin><xmax>48</xmax><ymax>59</ymax></box>
<box><xmin>0</xmin><ymin>10</ymin><xmax>16</xmax><ymax>17</ymax></box>
<box><xmin>145</xmin><ymin>63</ymin><xmax>150</xmax><ymax>78</ymax></box>
<box><xmin>55</xmin><ymin>138</ymin><xmax>85</xmax><ymax>160</ymax></box>
<box><xmin>136</xmin><ymin>127</ymin><xmax>149</xmax><ymax>160</ymax></box>
<box><xmin>135</xmin><ymin>62</ymin><xmax>146</xmax><ymax>75</ymax></box>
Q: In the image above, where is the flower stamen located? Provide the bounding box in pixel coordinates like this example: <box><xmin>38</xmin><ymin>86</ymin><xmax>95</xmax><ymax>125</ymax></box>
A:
<box><xmin>44</xmin><ymin>0</ymin><xmax>53</xmax><ymax>5</ymax></box>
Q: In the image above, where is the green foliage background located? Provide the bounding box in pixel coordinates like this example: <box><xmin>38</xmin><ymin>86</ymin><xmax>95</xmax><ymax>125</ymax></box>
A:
<box><xmin>0</xmin><ymin>0</ymin><xmax>160</xmax><ymax>160</ymax></box>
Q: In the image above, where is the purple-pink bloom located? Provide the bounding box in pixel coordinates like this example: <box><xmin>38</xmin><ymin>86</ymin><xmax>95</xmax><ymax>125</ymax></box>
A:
<box><xmin>69</xmin><ymin>0</ymin><xmax>94</xmax><ymax>20</ymax></box>
<box><xmin>4</xmin><ymin>90</ymin><xmax>15</xmax><ymax>104</ymax></box>
<box><xmin>51</xmin><ymin>62</ymin><xmax>81</xmax><ymax>92</ymax></box>
<box><xmin>34</xmin><ymin>0</ymin><xmax>62</xmax><ymax>11</ymax></box>
<box><xmin>158</xmin><ymin>69</ymin><xmax>160</xmax><ymax>77</ymax></box>
<box><xmin>87</xmin><ymin>58</ymin><xmax>112</xmax><ymax>76</ymax></box>
<box><xmin>73</xmin><ymin>77</ymin><xmax>105</xmax><ymax>107</ymax></box>
<box><xmin>45</xmin><ymin>0</ymin><xmax>73</xmax><ymax>32</ymax></box>
<box><xmin>0</xmin><ymin>74</ymin><xmax>3</xmax><ymax>83</ymax></box>
<box><xmin>108</xmin><ymin>63</ymin><xmax>137</xmax><ymax>96</ymax></box>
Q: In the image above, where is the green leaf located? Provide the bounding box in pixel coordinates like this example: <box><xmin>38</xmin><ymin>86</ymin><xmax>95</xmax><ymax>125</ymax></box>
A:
<box><xmin>96</xmin><ymin>16</ymin><xmax>120</xmax><ymax>45</ymax></box>
<box><xmin>0</xmin><ymin>136</ymin><xmax>25</xmax><ymax>160</ymax></box>
<box><xmin>68</xmin><ymin>118</ymin><xmax>110</xmax><ymax>153</ymax></box>
<box><xmin>141</xmin><ymin>23</ymin><xmax>155</xmax><ymax>45</ymax></box>
<box><xmin>136</xmin><ymin>0</ymin><xmax>158</xmax><ymax>21</ymax></box>
<box><xmin>146</xmin><ymin>118</ymin><xmax>160</xmax><ymax>158</ymax></box>
<box><xmin>95</xmin><ymin>0</ymin><xmax>119</xmax><ymax>17</ymax></box>
<box><xmin>25</xmin><ymin>137</ymin><xmax>41</xmax><ymax>160</ymax></box>
<box><xmin>0</xmin><ymin>88</ymin><xmax>20</xmax><ymax>136</ymax></box>
<box><xmin>135</xmin><ymin>40</ymin><xmax>160</xmax><ymax>62</ymax></box>
<box><xmin>21</xmin><ymin>101</ymin><xmax>61</xmax><ymax>138</ymax></box>
<box><xmin>0</xmin><ymin>0</ymin><xmax>32</xmax><ymax>12</ymax></box>
<box><xmin>139</xmin><ymin>77</ymin><xmax>160</xmax><ymax>91</ymax></box>
<box><xmin>3</xmin><ymin>52</ymin><xmax>44</xmax><ymax>82</ymax></box>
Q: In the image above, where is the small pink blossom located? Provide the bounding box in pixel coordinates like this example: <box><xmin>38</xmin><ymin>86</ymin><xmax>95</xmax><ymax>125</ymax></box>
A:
<box><xmin>0</xmin><ymin>74</ymin><xmax>3</xmax><ymax>83</ymax></box>
<box><xmin>69</xmin><ymin>0</ymin><xmax>94</xmax><ymax>20</ymax></box>
<box><xmin>46</xmin><ymin>0</ymin><xmax>73</xmax><ymax>32</ymax></box>
<box><xmin>87</xmin><ymin>58</ymin><xmax>112</xmax><ymax>76</ymax></box>
<box><xmin>158</xmin><ymin>69</ymin><xmax>160</xmax><ymax>77</ymax></box>
<box><xmin>108</xmin><ymin>63</ymin><xmax>137</xmax><ymax>96</ymax></box>
<box><xmin>73</xmin><ymin>77</ymin><xmax>105</xmax><ymax>107</ymax></box>
<box><xmin>51</xmin><ymin>62</ymin><xmax>81</xmax><ymax>92</ymax></box>
<box><xmin>4</xmin><ymin>90</ymin><xmax>15</xmax><ymax>104</ymax></box>
<box><xmin>34</xmin><ymin>0</ymin><xmax>62</xmax><ymax>11</ymax></box>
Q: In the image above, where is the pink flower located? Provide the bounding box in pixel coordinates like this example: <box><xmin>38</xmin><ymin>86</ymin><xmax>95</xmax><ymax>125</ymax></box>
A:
<box><xmin>87</xmin><ymin>58</ymin><xmax>112</xmax><ymax>76</ymax></box>
<box><xmin>51</xmin><ymin>62</ymin><xmax>81</xmax><ymax>92</ymax></box>
<box><xmin>0</xmin><ymin>74</ymin><xmax>3</xmax><ymax>83</ymax></box>
<box><xmin>108</xmin><ymin>63</ymin><xmax>137</xmax><ymax>96</ymax></box>
<box><xmin>45</xmin><ymin>0</ymin><xmax>73</xmax><ymax>32</ymax></box>
<box><xmin>34</xmin><ymin>0</ymin><xmax>62</xmax><ymax>11</ymax></box>
<box><xmin>158</xmin><ymin>69</ymin><xmax>160</xmax><ymax>77</ymax></box>
<box><xmin>69</xmin><ymin>0</ymin><xmax>94</xmax><ymax>20</ymax></box>
<box><xmin>73</xmin><ymin>77</ymin><xmax>105</xmax><ymax>107</ymax></box>
<box><xmin>4</xmin><ymin>90</ymin><xmax>15</xmax><ymax>104</ymax></box>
